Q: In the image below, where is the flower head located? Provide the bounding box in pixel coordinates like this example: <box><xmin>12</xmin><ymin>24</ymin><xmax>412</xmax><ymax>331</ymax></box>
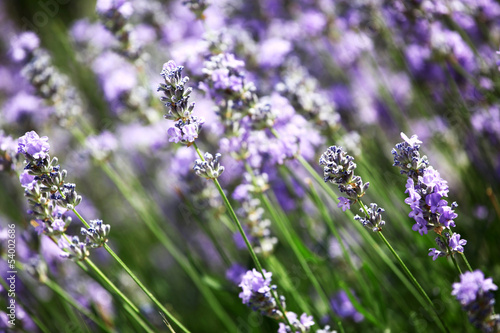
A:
<box><xmin>319</xmin><ymin>146</ymin><xmax>369</xmax><ymax>200</ymax></box>
<box><xmin>18</xmin><ymin>131</ymin><xmax>50</xmax><ymax>160</ymax></box>
<box><xmin>354</xmin><ymin>203</ymin><xmax>385</xmax><ymax>232</ymax></box>
<box><xmin>452</xmin><ymin>270</ymin><xmax>499</xmax><ymax>331</ymax></box>
<box><xmin>193</xmin><ymin>152</ymin><xmax>225</xmax><ymax>179</ymax></box>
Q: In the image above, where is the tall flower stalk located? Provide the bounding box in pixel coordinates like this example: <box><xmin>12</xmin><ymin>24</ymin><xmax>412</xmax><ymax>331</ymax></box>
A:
<box><xmin>318</xmin><ymin>143</ymin><xmax>450</xmax><ymax>333</ymax></box>
<box><xmin>16</xmin><ymin>130</ymin><xmax>188</xmax><ymax>333</ymax></box>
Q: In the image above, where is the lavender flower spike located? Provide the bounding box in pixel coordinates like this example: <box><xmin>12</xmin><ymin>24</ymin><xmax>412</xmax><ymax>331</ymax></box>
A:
<box><xmin>320</xmin><ymin>145</ymin><xmax>384</xmax><ymax>231</ymax></box>
<box><xmin>452</xmin><ymin>270</ymin><xmax>500</xmax><ymax>332</ymax></box>
<box><xmin>354</xmin><ymin>203</ymin><xmax>386</xmax><ymax>232</ymax></box>
<box><xmin>393</xmin><ymin>132</ymin><xmax>465</xmax><ymax>259</ymax></box>
<box><xmin>319</xmin><ymin>146</ymin><xmax>369</xmax><ymax>203</ymax></box>
<box><xmin>239</xmin><ymin>268</ymin><xmax>282</xmax><ymax>319</ymax></box>
<box><xmin>158</xmin><ymin>60</ymin><xmax>195</xmax><ymax>121</ymax></box>
<box><xmin>193</xmin><ymin>152</ymin><xmax>225</xmax><ymax>179</ymax></box>
<box><xmin>81</xmin><ymin>219</ymin><xmax>111</xmax><ymax>248</ymax></box>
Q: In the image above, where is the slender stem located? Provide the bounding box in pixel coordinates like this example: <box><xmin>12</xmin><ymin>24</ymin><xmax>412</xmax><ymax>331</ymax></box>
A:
<box><xmin>450</xmin><ymin>254</ymin><xmax>463</xmax><ymax>276</ymax></box>
<box><xmin>75</xmin><ymin>204</ymin><xmax>187</xmax><ymax>332</ymax></box>
<box><xmin>102</xmin><ymin>244</ymin><xmax>184</xmax><ymax>333</ymax></box>
<box><xmin>73</xmin><ymin>260</ymin><xmax>155</xmax><ymax>333</ymax></box>
<box><xmin>192</xmin><ymin>142</ymin><xmax>293</xmax><ymax>328</ymax></box>
<box><xmin>460</xmin><ymin>253</ymin><xmax>473</xmax><ymax>273</ymax></box>
<box><xmin>305</xmin><ymin>177</ymin><xmax>379</xmax><ymax>319</ymax></box>
<box><xmin>71</xmin><ymin>127</ymin><xmax>237</xmax><ymax>332</ymax></box>
<box><xmin>82</xmin><ymin>259</ymin><xmax>157</xmax><ymax>333</ymax></box>
<box><xmin>377</xmin><ymin>232</ymin><xmax>450</xmax><ymax>333</ymax></box>
<box><xmin>284</xmin><ymin>148</ymin><xmax>449</xmax><ymax>331</ymax></box>
<box><xmin>43</xmin><ymin>233</ymin><xmax>154</xmax><ymax>332</ymax></box>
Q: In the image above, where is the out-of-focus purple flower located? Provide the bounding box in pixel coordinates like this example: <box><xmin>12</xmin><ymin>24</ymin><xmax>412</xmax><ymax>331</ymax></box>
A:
<box><xmin>52</xmin><ymin>219</ymin><xmax>66</xmax><ymax>232</ymax></box>
<box><xmin>277</xmin><ymin>311</ymin><xmax>315</xmax><ymax>332</ymax></box>
<box><xmin>257</xmin><ymin>38</ymin><xmax>292</xmax><ymax>68</ymax></box>
<box><xmin>17</xmin><ymin>131</ymin><xmax>50</xmax><ymax>160</ymax></box>
<box><xmin>19</xmin><ymin>170</ymin><xmax>36</xmax><ymax>190</ymax></box>
<box><xmin>330</xmin><ymin>290</ymin><xmax>364</xmax><ymax>323</ymax></box>
<box><xmin>70</xmin><ymin>19</ymin><xmax>115</xmax><ymax>49</ymax></box>
<box><xmin>10</xmin><ymin>32</ymin><xmax>40</xmax><ymax>62</ymax></box>
<box><xmin>85</xmin><ymin>131</ymin><xmax>118</xmax><ymax>161</ymax></box>
<box><xmin>2</xmin><ymin>92</ymin><xmax>45</xmax><ymax>124</ymax></box>
<box><xmin>299</xmin><ymin>10</ymin><xmax>327</xmax><ymax>36</ymax></box>
<box><xmin>226</xmin><ymin>263</ymin><xmax>246</xmax><ymax>285</ymax></box>
<box><xmin>300</xmin><ymin>313</ymin><xmax>315</xmax><ymax>328</ymax></box>
<box><xmin>96</xmin><ymin>0</ymin><xmax>133</xmax><ymax>18</ymax></box>
<box><xmin>452</xmin><ymin>270</ymin><xmax>499</xmax><ymax>331</ymax></box>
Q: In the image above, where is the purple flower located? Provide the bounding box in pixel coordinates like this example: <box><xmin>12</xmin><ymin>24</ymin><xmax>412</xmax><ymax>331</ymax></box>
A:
<box><xmin>182</xmin><ymin>123</ymin><xmax>199</xmax><ymax>142</ymax></box>
<box><xmin>226</xmin><ymin>263</ymin><xmax>246</xmax><ymax>285</ymax></box>
<box><xmin>10</xmin><ymin>32</ymin><xmax>40</xmax><ymax>62</ymax></box>
<box><xmin>438</xmin><ymin>206</ymin><xmax>458</xmax><ymax>228</ymax></box>
<box><xmin>337</xmin><ymin>197</ymin><xmax>351</xmax><ymax>212</ymax></box>
<box><xmin>52</xmin><ymin>219</ymin><xmax>66</xmax><ymax>232</ymax></box>
<box><xmin>18</xmin><ymin>131</ymin><xmax>50</xmax><ymax>160</ymax></box>
<box><xmin>411</xmin><ymin>217</ymin><xmax>428</xmax><ymax>235</ymax></box>
<box><xmin>452</xmin><ymin>270</ymin><xmax>497</xmax><ymax>305</ymax></box>
<box><xmin>2</xmin><ymin>92</ymin><xmax>45</xmax><ymax>124</ymax></box>
<box><xmin>238</xmin><ymin>268</ymin><xmax>272</xmax><ymax>304</ymax></box>
<box><xmin>96</xmin><ymin>0</ymin><xmax>133</xmax><ymax>18</ymax></box>
<box><xmin>19</xmin><ymin>170</ymin><xmax>36</xmax><ymax>190</ymax></box>
<box><xmin>425</xmin><ymin>193</ymin><xmax>446</xmax><ymax>213</ymax></box>
<box><xmin>300</xmin><ymin>313</ymin><xmax>315</xmax><ymax>328</ymax></box>
<box><xmin>330</xmin><ymin>290</ymin><xmax>364</xmax><ymax>323</ymax></box>
<box><xmin>448</xmin><ymin>233</ymin><xmax>466</xmax><ymax>253</ymax></box>
<box><xmin>451</xmin><ymin>270</ymin><xmax>499</xmax><ymax>330</ymax></box>
<box><xmin>167</xmin><ymin>126</ymin><xmax>183</xmax><ymax>143</ymax></box>
<box><xmin>162</xmin><ymin>60</ymin><xmax>177</xmax><ymax>73</ymax></box>
<box><xmin>428</xmin><ymin>248</ymin><xmax>445</xmax><ymax>261</ymax></box>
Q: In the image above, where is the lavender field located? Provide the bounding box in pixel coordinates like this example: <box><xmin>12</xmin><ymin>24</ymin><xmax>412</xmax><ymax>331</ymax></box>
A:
<box><xmin>1</xmin><ymin>0</ymin><xmax>500</xmax><ymax>332</ymax></box>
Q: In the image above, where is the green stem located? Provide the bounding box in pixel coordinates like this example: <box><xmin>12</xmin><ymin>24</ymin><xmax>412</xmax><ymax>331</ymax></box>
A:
<box><xmin>83</xmin><ymin>259</ymin><xmax>157</xmax><ymax>333</ymax></box>
<box><xmin>460</xmin><ymin>253</ymin><xmax>473</xmax><ymax>273</ymax></box>
<box><xmin>102</xmin><ymin>244</ymin><xmax>184</xmax><ymax>333</ymax></box>
<box><xmin>377</xmin><ymin>232</ymin><xmax>450</xmax><ymax>333</ymax></box>
<box><xmin>450</xmin><ymin>254</ymin><xmax>463</xmax><ymax>276</ymax></box>
<box><xmin>192</xmin><ymin>142</ymin><xmax>294</xmax><ymax>329</ymax></box>
<box><xmin>70</xmin><ymin>126</ymin><xmax>237</xmax><ymax>332</ymax></box>
<box><xmin>74</xmin><ymin>208</ymin><xmax>186</xmax><ymax>332</ymax></box>
<box><xmin>287</xmin><ymin>151</ymin><xmax>448</xmax><ymax>331</ymax></box>
<box><xmin>305</xmin><ymin>177</ymin><xmax>379</xmax><ymax>319</ymax></box>
<box><xmin>73</xmin><ymin>260</ymin><xmax>155</xmax><ymax>333</ymax></box>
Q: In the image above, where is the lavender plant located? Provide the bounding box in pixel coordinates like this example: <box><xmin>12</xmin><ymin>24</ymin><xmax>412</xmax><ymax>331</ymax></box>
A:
<box><xmin>1</xmin><ymin>0</ymin><xmax>499</xmax><ymax>332</ymax></box>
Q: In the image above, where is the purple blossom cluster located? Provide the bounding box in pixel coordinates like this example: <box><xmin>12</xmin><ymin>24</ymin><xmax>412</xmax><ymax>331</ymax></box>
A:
<box><xmin>238</xmin><ymin>268</ymin><xmax>315</xmax><ymax>332</ymax></box>
<box><xmin>392</xmin><ymin>133</ymin><xmax>465</xmax><ymax>260</ymax></box>
<box><xmin>95</xmin><ymin>0</ymin><xmax>139</xmax><ymax>59</ymax></box>
<box><xmin>10</xmin><ymin>32</ymin><xmax>82</xmax><ymax>127</ymax></box>
<box><xmin>158</xmin><ymin>60</ymin><xmax>205</xmax><ymax>146</ymax></box>
<box><xmin>330</xmin><ymin>290</ymin><xmax>364</xmax><ymax>323</ymax></box>
<box><xmin>17</xmin><ymin>131</ymin><xmax>110</xmax><ymax>259</ymax></box>
<box><xmin>319</xmin><ymin>145</ymin><xmax>385</xmax><ymax>232</ymax></box>
<box><xmin>452</xmin><ymin>270</ymin><xmax>500</xmax><ymax>332</ymax></box>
